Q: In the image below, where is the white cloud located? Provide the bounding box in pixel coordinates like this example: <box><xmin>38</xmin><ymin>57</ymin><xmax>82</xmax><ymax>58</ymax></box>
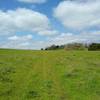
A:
<box><xmin>18</xmin><ymin>0</ymin><xmax>47</xmax><ymax>4</ymax></box>
<box><xmin>0</xmin><ymin>8</ymin><xmax>55</xmax><ymax>36</ymax></box>
<box><xmin>54</xmin><ymin>0</ymin><xmax>100</xmax><ymax>30</ymax></box>
<box><xmin>0</xmin><ymin>1</ymin><xmax>100</xmax><ymax>50</ymax></box>
<box><xmin>48</xmin><ymin>31</ymin><xmax>100</xmax><ymax>45</ymax></box>
<box><xmin>8</xmin><ymin>34</ymin><xmax>33</xmax><ymax>41</ymax></box>
<box><xmin>1</xmin><ymin>34</ymin><xmax>33</xmax><ymax>49</ymax></box>
<box><xmin>38</xmin><ymin>30</ymin><xmax>59</xmax><ymax>36</ymax></box>
<box><xmin>0</xmin><ymin>31</ymin><xmax>100</xmax><ymax>49</ymax></box>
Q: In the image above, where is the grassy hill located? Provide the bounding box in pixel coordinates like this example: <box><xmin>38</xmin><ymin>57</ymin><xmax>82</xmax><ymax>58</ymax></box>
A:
<box><xmin>0</xmin><ymin>49</ymin><xmax>100</xmax><ymax>100</ymax></box>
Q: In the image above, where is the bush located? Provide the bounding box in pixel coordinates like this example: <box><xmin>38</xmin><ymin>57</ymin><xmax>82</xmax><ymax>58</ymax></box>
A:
<box><xmin>27</xmin><ymin>90</ymin><xmax>40</xmax><ymax>98</ymax></box>
<box><xmin>88</xmin><ymin>43</ymin><xmax>100</xmax><ymax>51</ymax></box>
<box><xmin>64</xmin><ymin>43</ymin><xmax>86</xmax><ymax>51</ymax></box>
<box><xmin>45</xmin><ymin>45</ymin><xmax>60</xmax><ymax>50</ymax></box>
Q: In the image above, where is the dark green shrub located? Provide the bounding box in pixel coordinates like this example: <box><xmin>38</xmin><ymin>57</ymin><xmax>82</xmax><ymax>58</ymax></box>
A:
<box><xmin>64</xmin><ymin>43</ymin><xmax>86</xmax><ymax>51</ymax></box>
<box><xmin>27</xmin><ymin>90</ymin><xmax>40</xmax><ymax>98</ymax></box>
<box><xmin>88</xmin><ymin>43</ymin><xmax>100</xmax><ymax>51</ymax></box>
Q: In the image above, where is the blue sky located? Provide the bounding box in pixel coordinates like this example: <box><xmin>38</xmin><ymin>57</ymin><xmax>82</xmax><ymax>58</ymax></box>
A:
<box><xmin>0</xmin><ymin>0</ymin><xmax>100</xmax><ymax>49</ymax></box>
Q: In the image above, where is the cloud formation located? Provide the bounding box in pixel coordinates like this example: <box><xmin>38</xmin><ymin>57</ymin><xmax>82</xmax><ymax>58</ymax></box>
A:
<box><xmin>0</xmin><ymin>8</ymin><xmax>57</xmax><ymax>36</ymax></box>
<box><xmin>49</xmin><ymin>31</ymin><xmax>100</xmax><ymax>45</ymax></box>
<box><xmin>8</xmin><ymin>34</ymin><xmax>33</xmax><ymax>41</ymax></box>
<box><xmin>0</xmin><ymin>30</ymin><xmax>99</xmax><ymax>50</ymax></box>
<box><xmin>54</xmin><ymin>0</ymin><xmax>100</xmax><ymax>30</ymax></box>
<box><xmin>0</xmin><ymin>0</ymin><xmax>100</xmax><ymax>49</ymax></box>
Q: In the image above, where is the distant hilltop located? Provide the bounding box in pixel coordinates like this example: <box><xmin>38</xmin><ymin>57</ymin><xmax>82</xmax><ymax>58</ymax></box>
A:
<box><xmin>41</xmin><ymin>43</ymin><xmax>100</xmax><ymax>51</ymax></box>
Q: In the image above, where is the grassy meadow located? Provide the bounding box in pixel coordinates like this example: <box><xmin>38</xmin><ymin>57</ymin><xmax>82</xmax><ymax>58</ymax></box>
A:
<box><xmin>0</xmin><ymin>49</ymin><xmax>100</xmax><ymax>100</ymax></box>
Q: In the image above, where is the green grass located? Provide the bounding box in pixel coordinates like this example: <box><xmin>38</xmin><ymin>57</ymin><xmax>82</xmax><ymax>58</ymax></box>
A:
<box><xmin>0</xmin><ymin>49</ymin><xmax>100</xmax><ymax>100</ymax></box>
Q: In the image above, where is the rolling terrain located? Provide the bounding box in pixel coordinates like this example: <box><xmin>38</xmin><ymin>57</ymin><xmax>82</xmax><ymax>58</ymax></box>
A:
<box><xmin>0</xmin><ymin>49</ymin><xmax>100</xmax><ymax>100</ymax></box>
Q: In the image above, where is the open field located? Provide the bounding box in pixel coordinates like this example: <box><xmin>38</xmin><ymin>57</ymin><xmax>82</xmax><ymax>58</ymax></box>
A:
<box><xmin>0</xmin><ymin>49</ymin><xmax>100</xmax><ymax>100</ymax></box>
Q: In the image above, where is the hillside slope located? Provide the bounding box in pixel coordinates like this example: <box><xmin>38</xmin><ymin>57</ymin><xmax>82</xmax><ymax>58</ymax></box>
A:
<box><xmin>0</xmin><ymin>49</ymin><xmax>100</xmax><ymax>100</ymax></box>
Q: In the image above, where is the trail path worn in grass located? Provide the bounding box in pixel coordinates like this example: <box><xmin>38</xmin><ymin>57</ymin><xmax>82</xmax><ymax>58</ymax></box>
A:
<box><xmin>0</xmin><ymin>50</ymin><xmax>100</xmax><ymax>100</ymax></box>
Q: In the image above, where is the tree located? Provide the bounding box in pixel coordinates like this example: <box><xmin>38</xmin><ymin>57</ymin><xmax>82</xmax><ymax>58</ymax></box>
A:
<box><xmin>41</xmin><ymin>48</ymin><xmax>44</xmax><ymax>50</ymax></box>
<box><xmin>45</xmin><ymin>45</ymin><xmax>60</xmax><ymax>50</ymax></box>
<box><xmin>64</xmin><ymin>43</ymin><xmax>86</xmax><ymax>50</ymax></box>
<box><xmin>88</xmin><ymin>43</ymin><xmax>100</xmax><ymax>51</ymax></box>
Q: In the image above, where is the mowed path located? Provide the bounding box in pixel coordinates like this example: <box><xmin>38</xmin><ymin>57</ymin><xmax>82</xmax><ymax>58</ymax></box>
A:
<box><xmin>0</xmin><ymin>50</ymin><xmax>100</xmax><ymax>100</ymax></box>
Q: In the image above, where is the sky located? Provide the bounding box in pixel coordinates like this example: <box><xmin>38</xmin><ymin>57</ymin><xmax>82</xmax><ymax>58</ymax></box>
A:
<box><xmin>0</xmin><ymin>0</ymin><xmax>100</xmax><ymax>49</ymax></box>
